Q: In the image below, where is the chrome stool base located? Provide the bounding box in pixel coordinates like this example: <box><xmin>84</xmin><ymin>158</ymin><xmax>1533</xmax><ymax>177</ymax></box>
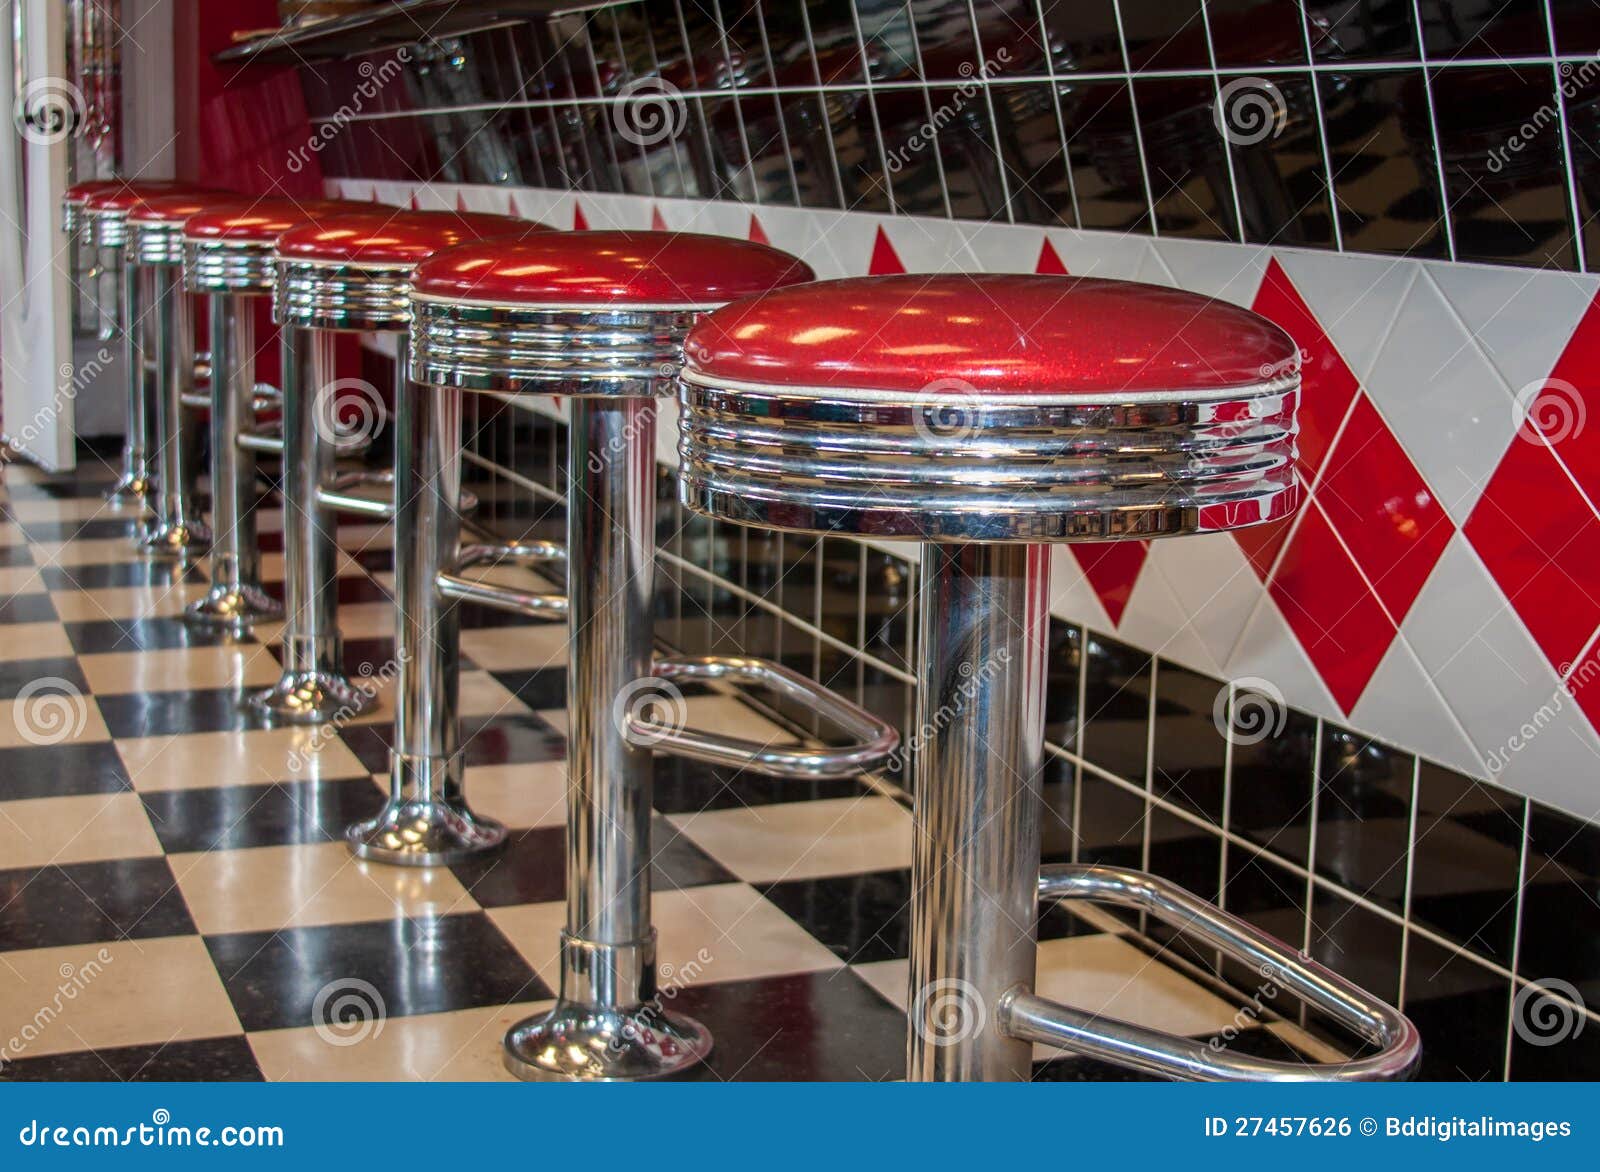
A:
<box><xmin>184</xmin><ymin>584</ymin><xmax>282</xmax><ymax>632</ymax></box>
<box><xmin>141</xmin><ymin>519</ymin><xmax>211</xmax><ymax>560</ymax></box>
<box><xmin>345</xmin><ymin>755</ymin><xmax>506</xmax><ymax>866</ymax></box>
<box><xmin>250</xmin><ymin>669</ymin><xmax>375</xmax><ymax>725</ymax></box>
<box><xmin>503</xmin><ymin>934</ymin><xmax>712</xmax><ymax>1082</ymax></box>
<box><xmin>104</xmin><ymin>470</ymin><xmax>150</xmax><ymax>504</ymax></box>
<box><xmin>504</xmin><ymin>1002</ymin><xmax>712</xmax><ymax>1083</ymax></box>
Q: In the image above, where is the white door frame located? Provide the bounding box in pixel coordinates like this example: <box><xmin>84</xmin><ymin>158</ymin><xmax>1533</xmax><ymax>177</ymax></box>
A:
<box><xmin>0</xmin><ymin>0</ymin><xmax>76</xmax><ymax>471</ymax></box>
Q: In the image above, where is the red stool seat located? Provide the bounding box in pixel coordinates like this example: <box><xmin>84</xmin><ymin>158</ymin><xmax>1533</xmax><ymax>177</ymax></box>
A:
<box><xmin>678</xmin><ymin>274</ymin><xmax>1301</xmax><ymax>541</ymax></box>
<box><xmin>408</xmin><ymin>230</ymin><xmax>814</xmax><ymax>396</ymax></box>
<box><xmin>684</xmin><ymin>273</ymin><xmax>1297</xmax><ymax>397</ymax></box>
<box><xmin>411</xmin><ymin>229</ymin><xmax>814</xmax><ymax>308</ymax></box>
<box><xmin>184</xmin><ymin>199</ymin><xmax>358</xmax><ymax>295</ymax></box>
<box><xmin>84</xmin><ymin>182</ymin><xmax>219</xmax><ymax>248</ymax></box>
<box><xmin>274</xmin><ymin>210</ymin><xmax>547</xmax><ymax>332</ymax></box>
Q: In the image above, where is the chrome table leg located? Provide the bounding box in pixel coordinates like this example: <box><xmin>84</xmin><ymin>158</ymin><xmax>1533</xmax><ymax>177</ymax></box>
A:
<box><xmin>251</xmin><ymin>327</ymin><xmax>374</xmax><ymax>724</ymax></box>
<box><xmin>185</xmin><ymin>294</ymin><xmax>281</xmax><ymax>631</ymax></box>
<box><xmin>141</xmin><ymin>269</ymin><xmax>210</xmax><ymax>558</ymax></box>
<box><xmin>504</xmin><ymin>398</ymin><xmax>712</xmax><ymax>1082</ymax></box>
<box><xmin>906</xmin><ymin>542</ymin><xmax>1049</xmax><ymax>1082</ymax></box>
<box><xmin>346</xmin><ymin>378</ymin><xmax>504</xmax><ymax>865</ymax></box>
<box><xmin>103</xmin><ymin>250</ymin><xmax>150</xmax><ymax>504</ymax></box>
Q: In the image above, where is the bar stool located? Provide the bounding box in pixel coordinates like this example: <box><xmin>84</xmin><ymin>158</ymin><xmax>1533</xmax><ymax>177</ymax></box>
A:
<box><xmin>406</xmin><ymin>231</ymin><xmax>900</xmax><ymax>1080</ymax></box>
<box><xmin>254</xmin><ymin>208</ymin><xmax>530</xmax><ymax>725</ymax></box>
<box><xmin>676</xmin><ymin>273</ymin><xmax>1422</xmax><ymax>1082</ymax></box>
<box><xmin>126</xmin><ymin>192</ymin><xmax>250</xmax><ymax>559</ymax></box>
<box><xmin>77</xmin><ymin>180</ymin><xmax>202</xmax><ymax>505</ymax></box>
<box><xmin>180</xmin><ymin>199</ymin><xmax>349</xmax><ymax>631</ymax></box>
<box><xmin>63</xmin><ymin>178</ymin><xmax>126</xmax><ymax>348</ymax></box>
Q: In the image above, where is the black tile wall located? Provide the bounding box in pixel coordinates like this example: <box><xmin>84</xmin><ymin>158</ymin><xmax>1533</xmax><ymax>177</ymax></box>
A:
<box><xmin>301</xmin><ymin>0</ymin><xmax>1600</xmax><ymax>271</ymax></box>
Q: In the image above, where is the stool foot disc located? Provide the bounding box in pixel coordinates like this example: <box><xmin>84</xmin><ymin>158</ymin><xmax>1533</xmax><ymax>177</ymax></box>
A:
<box><xmin>345</xmin><ymin>800</ymin><xmax>506</xmax><ymax>866</ymax></box>
<box><xmin>104</xmin><ymin>474</ymin><xmax>151</xmax><ymax>504</ymax></box>
<box><xmin>503</xmin><ymin>1002</ymin><xmax>712</xmax><ymax>1082</ymax></box>
<box><xmin>141</xmin><ymin>521</ymin><xmax>210</xmax><ymax>559</ymax></box>
<box><xmin>184</xmin><ymin>585</ymin><xmax>283</xmax><ymax>632</ymax></box>
<box><xmin>249</xmin><ymin>671</ymin><xmax>377</xmax><ymax>725</ymax></box>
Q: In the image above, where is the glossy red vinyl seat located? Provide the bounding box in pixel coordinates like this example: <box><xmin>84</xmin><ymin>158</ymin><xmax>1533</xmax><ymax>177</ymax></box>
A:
<box><xmin>679</xmin><ymin>273</ymin><xmax>1301</xmax><ymax>542</ymax></box>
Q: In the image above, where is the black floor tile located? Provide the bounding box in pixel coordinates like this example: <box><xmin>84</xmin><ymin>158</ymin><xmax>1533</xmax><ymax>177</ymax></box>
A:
<box><xmin>40</xmin><ymin>562</ymin><xmax>203</xmax><ymax>590</ymax></box>
<box><xmin>0</xmin><ymin>593</ymin><xmax>58</xmax><ymax>624</ymax></box>
<box><xmin>97</xmin><ymin>687</ymin><xmax>273</xmax><ymax>738</ymax></box>
<box><xmin>0</xmin><ymin>656</ymin><xmax>89</xmax><ymax>701</ymax></box>
<box><xmin>651</xmin><ymin>755</ymin><xmax>870</xmax><ymax>814</ymax></box>
<box><xmin>0</xmin><ymin>740</ymin><xmax>130</xmax><ymax>799</ymax></box>
<box><xmin>490</xmin><ymin>667</ymin><xmax>565</xmax><ymax>711</ymax></box>
<box><xmin>64</xmin><ymin>617</ymin><xmax>251</xmax><ymax>654</ymax></box>
<box><xmin>761</xmin><ymin>867</ymin><xmax>1081</xmax><ymax>967</ymax></box>
<box><xmin>262</xmin><ymin>576</ymin><xmax>392</xmax><ymax>605</ymax></box>
<box><xmin>0</xmin><ymin>858</ymin><xmax>193</xmax><ymax>950</ymax></box>
<box><xmin>205</xmin><ymin>913</ymin><xmax>548</xmax><ymax>1032</ymax></box>
<box><xmin>18</xmin><ymin>518</ymin><xmax>146</xmax><ymax>542</ymax></box>
<box><xmin>0</xmin><ymin>1035</ymin><xmax>262</xmax><ymax>1082</ymax></box>
<box><xmin>672</xmin><ymin>969</ymin><xmax>905</xmax><ymax>1081</ymax></box>
<box><xmin>0</xmin><ymin>545</ymin><xmax>33</xmax><ymax>566</ymax></box>
<box><xmin>449</xmin><ymin>817</ymin><xmax>734</xmax><ymax>908</ymax></box>
<box><xmin>337</xmin><ymin>723</ymin><xmax>392</xmax><ymax>775</ymax></box>
<box><xmin>140</xmin><ymin>778</ymin><xmax>387</xmax><ymax>854</ymax></box>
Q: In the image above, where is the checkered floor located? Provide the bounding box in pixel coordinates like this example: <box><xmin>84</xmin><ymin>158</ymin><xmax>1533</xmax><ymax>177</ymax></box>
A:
<box><xmin>0</xmin><ymin>457</ymin><xmax>1347</xmax><ymax>1081</ymax></box>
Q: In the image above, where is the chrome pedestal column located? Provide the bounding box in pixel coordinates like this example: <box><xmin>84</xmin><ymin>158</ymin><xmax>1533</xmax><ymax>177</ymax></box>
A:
<box><xmin>346</xmin><ymin>379</ymin><xmax>504</xmax><ymax>864</ymax></box>
<box><xmin>504</xmin><ymin>399</ymin><xmax>712</xmax><ymax>1081</ymax></box>
<box><xmin>250</xmin><ymin>327</ymin><xmax>374</xmax><ymax>724</ymax></box>
<box><xmin>185</xmin><ymin>295</ymin><xmax>280</xmax><ymax>631</ymax></box>
<box><xmin>141</xmin><ymin>268</ymin><xmax>210</xmax><ymax>558</ymax></box>
<box><xmin>104</xmin><ymin>252</ymin><xmax>151</xmax><ymax>504</ymax></box>
<box><xmin>906</xmin><ymin>543</ymin><xmax>1049</xmax><ymax>1082</ymax></box>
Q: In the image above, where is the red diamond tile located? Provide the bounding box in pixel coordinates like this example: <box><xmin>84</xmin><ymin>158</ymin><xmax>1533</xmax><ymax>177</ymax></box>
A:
<box><xmin>748</xmin><ymin>213</ymin><xmax>770</xmax><ymax>244</ymax></box>
<box><xmin>651</xmin><ymin>205</ymin><xmax>669</xmax><ymax>231</ymax></box>
<box><xmin>1316</xmin><ymin>394</ymin><xmax>1454</xmax><ymax>624</ymax></box>
<box><xmin>1558</xmin><ymin>637</ymin><xmax>1600</xmax><ymax>739</ymax></box>
<box><xmin>1268</xmin><ymin>501</ymin><xmax>1396</xmax><ymax>712</ymax></box>
<box><xmin>573</xmin><ymin>202</ymin><xmax>590</xmax><ymax>230</ymax></box>
<box><xmin>1250</xmin><ymin>258</ymin><xmax>1359</xmax><ymax>479</ymax></box>
<box><xmin>1528</xmin><ymin>289</ymin><xmax>1600</xmax><ymax>509</ymax></box>
<box><xmin>868</xmin><ymin>226</ymin><xmax>905</xmax><ymax>275</ymax></box>
<box><xmin>1237</xmin><ymin>259</ymin><xmax>1362</xmax><ymax>586</ymax></box>
<box><xmin>1069</xmin><ymin>541</ymin><xmax>1148</xmax><ymax>627</ymax></box>
<box><xmin>455</xmin><ymin>191</ymin><xmax>469</xmax><ymax>212</ymax></box>
<box><xmin>1465</xmin><ymin>434</ymin><xmax>1600</xmax><ymax>673</ymax></box>
<box><xmin>1036</xmin><ymin>238</ymin><xmax>1068</xmax><ymax>274</ymax></box>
